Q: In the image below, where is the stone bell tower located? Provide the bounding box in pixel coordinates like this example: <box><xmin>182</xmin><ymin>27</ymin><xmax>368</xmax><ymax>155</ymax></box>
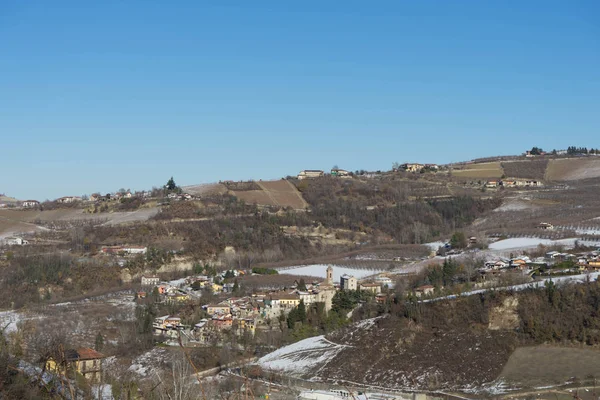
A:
<box><xmin>325</xmin><ymin>265</ymin><xmax>333</xmax><ymax>286</ymax></box>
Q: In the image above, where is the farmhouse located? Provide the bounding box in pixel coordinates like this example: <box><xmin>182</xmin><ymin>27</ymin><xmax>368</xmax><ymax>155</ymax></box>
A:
<box><xmin>298</xmin><ymin>170</ymin><xmax>324</xmax><ymax>180</ymax></box>
<box><xmin>21</xmin><ymin>200</ymin><xmax>40</xmax><ymax>208</ymax></box>
<box><xmin>331</xmin><ymin>168</ymin><xmax>352</xmax><ymax>178</ymax></box>
<box><xmin>401</xmin><ymin>163</ymin><xmax>424</xmax><ymax>173</ymax></box>
<box><xmin>485</xmin><ymin>180</ymin><xmax>498</xmax><ymax>188</ymax></box>
<box><xmin>538</xmin><ymin>222</ymin><xmax>554</xmax><ymax>230</ymax></box>
<box><xmin>414</xmin><ymin>285</ymin><xmax>435</xmax><ymax>297</ymax></box>
<box><xmin>4</xmin><ymin>237</ymin><xmax>29</xmax><ymax>246</ymax></box>
<box><xmin>56</xmin><ymin>196</ymin><xmax>82</xmax><ymax>204</ymax></box>
<box><xmin>45</xmin><ymin>348</ymin><xmax>105</xmax><ymax>383</ymax></box>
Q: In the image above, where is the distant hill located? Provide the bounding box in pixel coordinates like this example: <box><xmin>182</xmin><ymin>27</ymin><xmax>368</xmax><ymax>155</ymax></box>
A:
<box><xmin>0</xmin><ymin>194</ymin><xmax>20</xmax><ymax>204</ymax></box>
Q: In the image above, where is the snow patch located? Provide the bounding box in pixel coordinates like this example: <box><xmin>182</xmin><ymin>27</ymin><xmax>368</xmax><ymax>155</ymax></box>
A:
<box><xmin>278</xmin><ymin>265</ymin><xmax>384</xmax><ymax>280</ymax></box>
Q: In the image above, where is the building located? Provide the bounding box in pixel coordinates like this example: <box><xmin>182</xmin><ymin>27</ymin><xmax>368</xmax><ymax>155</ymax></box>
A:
<box><xmin>122</xmin><ymin>246</ymin><xmax>147</xmax><ymax>255</ymax></box>
<box><xmin>538</xmin><ymin>222</ymin><xmax>554</xmax><ymax>230</ymax></box>
<box><xmin>325</xmin><ymin>265</ymin><xmax>334</xmax><ymax>286</ymax></box>
<box><xmin>359</xmin><ymin>283</ymin><xmax>381</xmax><ymax>294</ymax></box>
<box><xmin>206</xmin><ymin>304</ymin><xmax>232</xmax><ymax>315</ymax></box>
<box><xmin>400</xmin><ymin>163</ymin><xmax>425</xmax><ymax>173</ymax></box>
<box><xmin>331</xmin><ymin>168</ymin><xmax>352</xmax><ymax>178</ymax></box>
<box><xmin>414</xmin><ymin>285</ymin><xmax>435</xmax><ymax>297</ymax></box>
<box><xmin>297</xmin><ymin>170</ymin><xmax>324</xmax><ymax>180</ymax></box>
<box><xmin>269</xmin><ymin>293</ymin><xmax>300</xmax><ymax>309</ymax></box>
<box><xmin>45</xmin><ymin>348</ymin><xmax>105</xmax><ymax>383</ymax></box>
<box><xmin>485</xmin><ymin>180</ymin><xmax>498</xmax><ymax>188</ymax></box>
<box><xmin>141</xmin><ymin>275</ymin><xmax>159</xmax><ymax>286</ymax></box>
<box><xmin>4</xmin><ymin>237</ymin><xmax>29</xmax><ymax>246</ymax></box>
<box><xmin>340</xmin><ymin>274</ymin><xmax>358</xmax><ymax>291</ymax></box>
<box><xmin>21</xmin><ymin>200</ymin><xmax>40</xmax><ymax>208</ymax></box>
<box><xmin>56</xmin><ymin>196</ymin><xmax>82</xmax><ymax>204</ymax></box>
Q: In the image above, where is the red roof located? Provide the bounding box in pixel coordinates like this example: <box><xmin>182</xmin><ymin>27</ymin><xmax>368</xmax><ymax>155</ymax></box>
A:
<box><xmin>66</xmin><ymin>348</ymin><xmax>105</xmax><ymax>361</ymax></box>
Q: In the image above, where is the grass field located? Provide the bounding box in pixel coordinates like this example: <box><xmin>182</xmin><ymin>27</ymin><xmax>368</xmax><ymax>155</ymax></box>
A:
<box><xmin>546</xmin><ymin>157</ymin><xmax>600</xmax><ymax>181</ymax></box>
<box><xmin>452</xmin><ymin>162</ymin><xmax>504</xmax><ymax>179</ymax></box>
<box><xmin>502</xmin><ymin>159</ymin><xmax>548</xmax><ymax>179</ymax></box>
<box><xmin>498</xmin><ymin>345</ymin><xmax>600</xmax><ymax>388</ymax></box>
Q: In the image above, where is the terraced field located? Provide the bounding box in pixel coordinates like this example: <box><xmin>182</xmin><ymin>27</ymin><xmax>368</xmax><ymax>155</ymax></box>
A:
<box><xmin>451</xmin><ymin>162</ymin><xmax>504</xmax><ymax>179</ymax></box>
<box><xmin>545</xmin><ymin>157</ymin><xmax>600</xmax><ymax>181</ymax></box>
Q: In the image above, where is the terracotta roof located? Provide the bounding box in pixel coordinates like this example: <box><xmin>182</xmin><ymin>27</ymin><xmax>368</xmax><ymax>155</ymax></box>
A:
<box><xmin>65</xmin><ymin>348</ymin><xmax>105</xmax><ymax>361</ymax></box>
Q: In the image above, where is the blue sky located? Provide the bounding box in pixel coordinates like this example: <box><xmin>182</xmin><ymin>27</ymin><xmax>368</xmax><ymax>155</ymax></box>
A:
<box><xmin>1</xmin><ymin>1</ymin><xmax>599</xmax><ymax>200</ymax></box>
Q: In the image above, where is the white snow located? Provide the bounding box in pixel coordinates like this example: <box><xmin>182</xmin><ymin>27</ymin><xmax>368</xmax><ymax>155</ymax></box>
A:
<box><xmin>488</xmin><ymin>238</ymin><xmax>579</xmax><ymax>250</ymax></box>
<box><xmin>257</xmin><ymin>335</ymin><xmax>346</xmax><ymax>377</ymax></box>
<box><xmin>277</xmin><ymin>265</ymin><xmax>384</xmax><ymax>280</ymax></box>
<box><xmin>0</xmin><ymin>310</ymin><xmax>23</xmax><ymax>334</ymax></box>
<box><xmin>92</xmin><ymin>384</ymin><xmax>113</xmax><ymax>400</ymax></box>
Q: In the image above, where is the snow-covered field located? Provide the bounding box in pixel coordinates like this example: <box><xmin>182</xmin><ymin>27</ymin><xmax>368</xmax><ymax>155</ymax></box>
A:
<box><xmin>488</xmin><ymin>237</ymin><xmax>580</xmax><ymax>250</ymax></box>
<box><xmin>257</xmin><ymin>335</ymin><xmax>347</xmax><ymax>378</ymax></box>
<box><xmin>278</xmin><ymin>265</ymin><xmax>385</xmax><ymax>280</ymax></box>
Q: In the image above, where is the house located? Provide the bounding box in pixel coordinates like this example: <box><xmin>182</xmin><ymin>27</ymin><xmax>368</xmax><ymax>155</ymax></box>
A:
<box><xmin>45</xmin><ymin>348</ymin><xmax>105</xmax><ymax>383</ymax></box>
<box><xmin>485</xmin><ymin>180</ymin><xmax>498</xmax><ymax>188</ymax></box>
<box><xmin>538</xmin><ymin>222</ymin><xmax>554</xmax><ymax>230</ymax></box>
<box><xmin>4</xmin><ymin>237</ymin><xmax>29</xmax><ymax>246</ymax></box>
<box><xmin>269</xmin><ymin>293</ymin><xmax>300</xmax><ymax>309</ymax></box>
<box><xmin>340</xmin><ymin>274</ymin><xmax>358</xmax><ymax>291</ymax></box>
<box><xmin>56</xmin><ymin>196</ymin><xmax>81</xmax><ymax>204</ymax></box>
<box><xmin>331</xmin><ymin>168</ymin><xmax>352</xmax><ymax>178</ymax></box>
<box><xmin>122</xmin><ymin>246</ymin><xmax>147</xmax><ymax>255</ymax></box>
<box><xmin>21</xmin><ymin>200</ymin><xmax>40</xmax><ymax>208</ymax></box>
<box><xmin>154</xmin><ymin>315</ymin><xmax>181</xmax><ymax>330</ymax></box>
<box><xmin>468</xmin><ymin>236</ymin><xmax>478</xmax><ymax>244</ymax></box>
<box><xmin>400</xmin><ymin>163</ymin><xmax>424</xmax><ymax>173</ymax></box>
<box><xmin>141</xmin><ymin>275</ymin><xmax>159</xmax><ymax>286</ymax></box>
<box><xmin>359</xmin><ymin>283</ymin><xmax>381</xmax><ymax>294</ymax></box>
<box><xmin>206</xmin><ymin>304</ymin><xmax>231</xmax><ymax>315</ymax></box>
<box><xmin>297</xmin><ymin>170</ymin><xmax>324</xmax><ymax>180</ymax></box>
<box><xmin>89</xmin><ymin>193</ymin><xmax>102</xmax><ymax>202</ymax></box>
<box><xmin>414</xmin><ymin>285</ymin><xmax>435</xmax><ymax>297</ymax></box>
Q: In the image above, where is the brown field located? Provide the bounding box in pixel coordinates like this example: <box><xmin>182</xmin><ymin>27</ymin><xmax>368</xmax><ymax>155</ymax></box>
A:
<box><xmin>183</xmin><ymin>182</ymin><xmax>228</xmax><ymax>196</ymax></box>
<box><xmin>502</xmin><ymin>159</ymin><xmax>548</xmax><ymax>179</ymax></box>
<box><xmin>545</xmin><ymin>157</ymin><xmax>600</xmax><ymax>181</ymax></box>
<box><xmin>498</xmin><ymin>345</ymin><xmax>600</xmax><ymax>388</ymax></box>
<box><xmin>231</xmin><ymin>180</ymin><xmax>307</xmax><ymax>209</ymax></box>
<box><xmin>451</xmin><ymin>162</ymin><xmax>504</xmax><ymax>179</ymax></box>
<box><xmin>0</xmin><ymin>207</ymin><xmax>158</xmax><ymax>237</ymax></box>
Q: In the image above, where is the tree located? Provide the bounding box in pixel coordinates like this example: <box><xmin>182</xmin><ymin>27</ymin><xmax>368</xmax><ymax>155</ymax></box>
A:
<box><xmin>450</xmin><ymin>231</ymin><xmax>468</xmax><ymax>249</ymax></box>
<box><xmin>297</xmin><ymin>300</ymin><xmax>307</xmax><ymax>323</ymax></box>
<box><xmin>297</xmin><ymin>278</ymin><xmax>307</xmax><ymax>291</ymax></box>
<box><xmin>165</xmin><ymin>176</ymin><xmax>177</xmax><ymax>191</ymax></box>
<box><xmin>530</xmin><ymin>146</ymin><xmax>543</xmax><ymax>155</ymax></box>
<box><xmin>95</xmin><ymin>332</ymin><xmax>104</xmax><ymax>352</ymax></box>
<box><xmin>232</xmin><ymin>279</ymin><xmax>239</xmax><ymax>294</ymax></box>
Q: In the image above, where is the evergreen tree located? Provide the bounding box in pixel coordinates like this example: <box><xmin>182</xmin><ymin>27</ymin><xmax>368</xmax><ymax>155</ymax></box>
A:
<box><xmin>233</xmin><ymin>279</ymin><xmax>239</xmax><ymax>294</ymax></box>
<box><xmin>297</xmin><ymin>278</ymin><xmax>307</xmax><ymax>291</ymax></box>
<box><xmin>165</xmin><ymin>176</ymin><xmax>177</xmax><ymax>191</ymax></box>
<box><xmin>297</xmin><ymin>300</ymin><xmax>307</xmax><ymax>323</ymax></box>
<box><xmin>95</xmin><ymin>332</ymin><xmax>104</xmax><ymax>352</ymax></box>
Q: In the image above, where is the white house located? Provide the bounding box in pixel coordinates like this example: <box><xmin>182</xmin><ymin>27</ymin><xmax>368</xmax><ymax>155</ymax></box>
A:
<box><xmin>122</xmin><ymin>246</ymin><xmax>147</xmax><ymax>255</ymax></box>
<box><xmin>56</xmin><ymin>196</ymin><xmax>81</xmax><ymax>204</ymax></box>
<box><xmin>21</xmin><ymin>200</ymin><xmax>40</xmax><ymax>208</ymax></box>
<box><xmin>141</xmin><ymin>275</ymin><xmax>159</xmax><ymax>286</ymax></box>
<box><xmin>4</xmin><ymin>237</ymin><xmax>29</xmax><ymax>246</ymax></box>
<box><xmin>297</xmin><ymin>170</ymin><xmax>324</xmax><ymax>180</ymax></box>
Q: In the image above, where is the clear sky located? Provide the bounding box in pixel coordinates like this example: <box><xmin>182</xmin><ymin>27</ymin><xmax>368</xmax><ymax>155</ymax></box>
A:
<box><xmin>1</xmin><ymin>1</ymin><xmax>599</xmax><ymax>200</ymax></box>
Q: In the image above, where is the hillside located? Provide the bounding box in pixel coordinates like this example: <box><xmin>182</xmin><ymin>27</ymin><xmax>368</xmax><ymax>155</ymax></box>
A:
<box><xmin>450</xmin><ymin>156</ymin><xmax>600</xmax><ymax>182</ymax></box>
<box><xmin>257</xmin><ymin>281</ymin><xmax>600</xmax><ymax>395</ymax></box>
